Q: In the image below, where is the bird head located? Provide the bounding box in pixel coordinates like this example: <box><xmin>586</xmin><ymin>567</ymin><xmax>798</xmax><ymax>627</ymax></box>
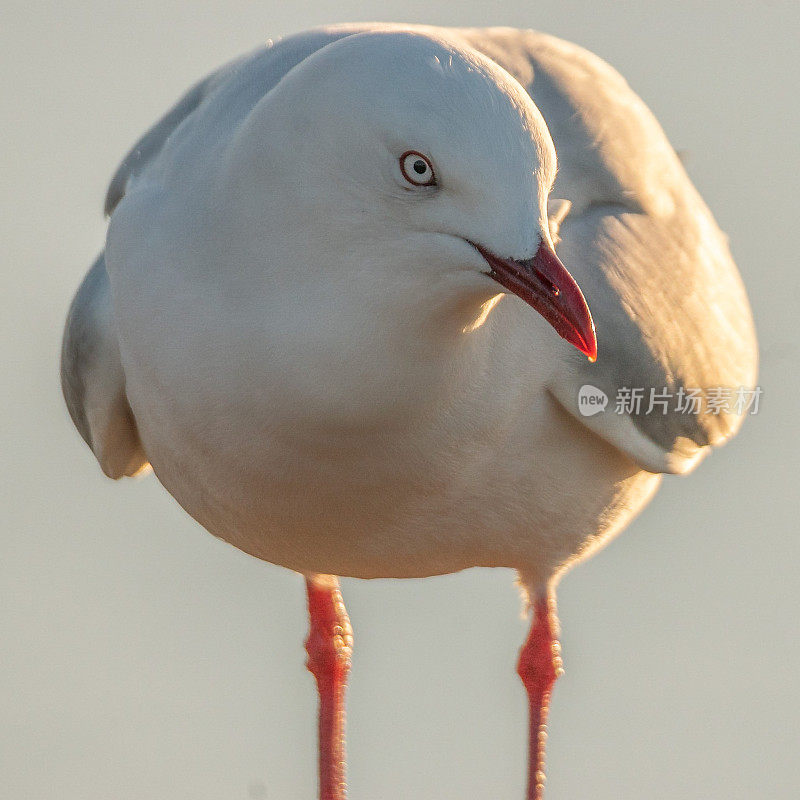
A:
<box><xmin>226</xmin><ymin>29</ymin><xmax>596</xmax><ymax>361</ymax></box>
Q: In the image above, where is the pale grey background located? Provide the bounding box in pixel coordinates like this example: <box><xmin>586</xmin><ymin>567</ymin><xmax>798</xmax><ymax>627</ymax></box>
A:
<box><xmin>2</xmin><ymin>2</ymin><xmax>798</xmax><ymax>799</ymax></box>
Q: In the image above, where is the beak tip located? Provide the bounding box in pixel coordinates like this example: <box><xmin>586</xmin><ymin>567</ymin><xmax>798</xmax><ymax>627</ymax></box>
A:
<box><xmin>577</xmin><ymin>331</ymin><xmax>598</xmax><ymax>363</ymax></box>
<box><xmin>586</xmin><ymin>330</ymin><xmax>598</xmax><ymax>362</ymax></box>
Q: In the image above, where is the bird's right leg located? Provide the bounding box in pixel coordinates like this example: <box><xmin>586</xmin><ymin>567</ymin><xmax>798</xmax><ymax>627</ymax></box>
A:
<box><xmin>304</xmin><ymin>574</ymin><xmax>353</xmax><ymax>800</ymax></box>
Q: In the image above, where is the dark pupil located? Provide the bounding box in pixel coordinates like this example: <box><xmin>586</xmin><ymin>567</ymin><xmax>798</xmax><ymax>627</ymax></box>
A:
<box><xmin>412</xmin><ymin>159</ymin><xmax>428</xmax><ymax>175</ymax></box>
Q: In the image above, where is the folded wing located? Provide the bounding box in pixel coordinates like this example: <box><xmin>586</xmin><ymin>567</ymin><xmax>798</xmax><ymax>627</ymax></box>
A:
<box><xmin>462</xmin><ymin>28</ymin><xmax>758</xmax><ymax>473</ymax></box>
<box><xmin>61</xmin><ymin>254</ymin><xmax>148</xmax><ymax>478</ymax></box>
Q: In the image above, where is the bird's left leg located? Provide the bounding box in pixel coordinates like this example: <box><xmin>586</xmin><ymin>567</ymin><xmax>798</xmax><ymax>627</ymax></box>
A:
<box><xmin>304</xmin><ymin>574</ymin><xmax>353</xmax><ymax>800</ymax></box>
<box><xmin>517</xmin><ymin>589</ymin><xmax>563</xmax><ymax>800</ymax></box>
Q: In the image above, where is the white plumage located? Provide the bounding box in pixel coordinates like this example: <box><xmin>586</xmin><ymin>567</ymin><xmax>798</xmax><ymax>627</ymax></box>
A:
<box><xmin>63</xmin><ymin>24</ymin><xmax>756</xmax><ymax>588</ymax></box>
<box><xmin>61</xmin><ymin>25</ymin><xmax>757</xmax><ymax>797</ymax></box>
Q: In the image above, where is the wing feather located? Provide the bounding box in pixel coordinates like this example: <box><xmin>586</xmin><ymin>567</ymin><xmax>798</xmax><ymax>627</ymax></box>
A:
<box><xmin>463</xmin><ymin>28</ymin><xmax>758</xmax><ymax>473</ymax></box>
<box><xmin>61</xmin><ymin>254</ymin><xmax>147</xmax><ymax>478</ymax></box>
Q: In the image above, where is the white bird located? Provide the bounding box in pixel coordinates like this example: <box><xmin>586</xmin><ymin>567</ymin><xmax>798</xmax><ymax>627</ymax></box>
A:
<box><xmin>61</xmin><ymin>23</ymin><xmax>758</xmax><ymax>800</ymax></box>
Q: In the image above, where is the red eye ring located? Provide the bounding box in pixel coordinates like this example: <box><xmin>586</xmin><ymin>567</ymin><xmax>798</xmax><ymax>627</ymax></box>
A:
<box><xmin>399</xmin><ymin>151</ymin><xmax>436</xmax><ymax>187</ymax></box>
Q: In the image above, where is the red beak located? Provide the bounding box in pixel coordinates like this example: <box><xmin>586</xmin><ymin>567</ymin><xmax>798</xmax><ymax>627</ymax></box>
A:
<box><xmin>472</xmin><ymin>240</ymin><xmax>597</xmax><ymax>362</ymax></box>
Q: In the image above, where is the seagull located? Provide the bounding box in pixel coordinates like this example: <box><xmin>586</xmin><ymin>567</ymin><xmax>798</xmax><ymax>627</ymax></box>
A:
<box><xmin>60</xmin><ymin>23</ymin><xmax>758</xmax><ymax>800</ymax></box>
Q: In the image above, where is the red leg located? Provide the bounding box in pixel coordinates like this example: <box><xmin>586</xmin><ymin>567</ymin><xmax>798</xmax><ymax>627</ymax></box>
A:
<box><xmin>305</xmin><ymin>576</ymin><xmax>353</xmax><ymax>800</ymax></box>
<box><xmin>517</xmin><ymin>593</ymin><xmax>563</xmax><ymax>800</ymax></box>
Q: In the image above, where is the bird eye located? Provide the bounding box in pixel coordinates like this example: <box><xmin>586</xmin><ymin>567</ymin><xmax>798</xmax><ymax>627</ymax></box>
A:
<box><xmin>399</xmin><ymin>151</ymin><xmax>436</xmax><ymax>187</ymax></box>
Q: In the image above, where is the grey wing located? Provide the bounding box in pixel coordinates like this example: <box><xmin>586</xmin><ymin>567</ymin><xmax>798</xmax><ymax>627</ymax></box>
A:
<box><xmin>102</xmin><ymin>29</ymin><xmax>360</xmax><ymax>216</ymax></box>
<box><xmin>69</xmin><ymin>30</ymin><xmax>358</xmax><ymax>478</ymax></box>
<box><xmin>549</xmin><ymin>202</ymin><xmax>757</xmax><ymax>473</ymax></box>
<box><xmin>65</xmin><ymin>60</ymin><xmax>239</xmax><ymax>477</ymax></box>
<box><xmin>103</xmin><ymin>53</ymin><xmax>249</xmax><ymax>216</ymax></box>
<box><xmin>463</xmin><ymin>28</ymin><xmax>758</xmax><ymax>473</ymax></box>
<box><xmin>64</xmin><ymin>58</ymin><xmax>238</xmax><ymax>477</ymax></box>
<box><xmin>61</xmin><ymin>253</ymin><xmax>147</xmax><ymax>478</ymax></box>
